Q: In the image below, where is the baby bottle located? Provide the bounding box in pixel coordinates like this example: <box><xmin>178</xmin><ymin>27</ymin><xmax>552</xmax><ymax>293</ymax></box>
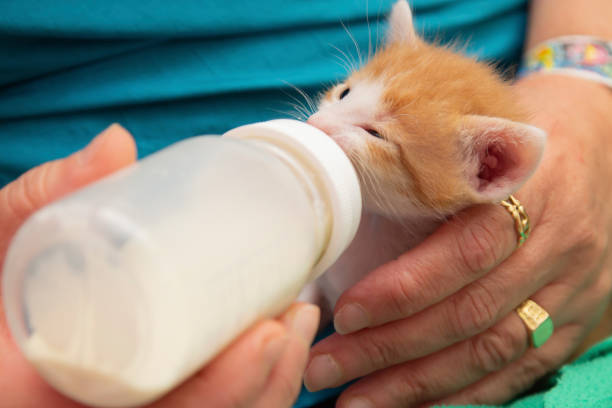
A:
<box><xmin>2</xmin><ymin>119</ymin><xmax>362</xmax><ymax>407</ymax></box>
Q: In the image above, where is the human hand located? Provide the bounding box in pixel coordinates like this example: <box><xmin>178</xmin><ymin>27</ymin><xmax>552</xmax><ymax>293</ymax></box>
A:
<box><xmin>0</xmin><ymin>124</ymin><xmax>138</xmax><ymax>407</ymax></box>
<box><xmin>0</xmin><ymin>124</ymin><xmax>319</xmax><ymax>408</ymax></box>
<box><xmin>302</xmin><ymin>74</ymin><xmax>612</xmax><ymax>407</ymax></box>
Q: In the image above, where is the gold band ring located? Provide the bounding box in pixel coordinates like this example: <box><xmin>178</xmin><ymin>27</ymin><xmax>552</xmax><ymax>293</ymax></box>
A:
<box><xmin>501</xmin><ymin>198</ymin><xmax>551</xmax><ymax>346</ymax></box>
<box><xmin>515</xmin><ymin>299</ymin><xmax>554</xmax><ymax>348</ymax></box>
<box><xmin>501</xmin><ymin>195</ymin><xmax>531</xmax><ymax>249</ymax></box>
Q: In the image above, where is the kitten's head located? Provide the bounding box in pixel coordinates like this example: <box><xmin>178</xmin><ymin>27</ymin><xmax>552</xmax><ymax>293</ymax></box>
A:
<box><xmin>308</xmin><ymin>0</ymin><xmax>545</xmax><ymax>219</ymax></box>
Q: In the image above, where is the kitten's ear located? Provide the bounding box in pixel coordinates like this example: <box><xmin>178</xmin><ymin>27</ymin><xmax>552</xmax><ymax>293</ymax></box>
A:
<box><xmin>459</xmin><ymin>115</ymin><xmax>546</xmax><ymax>203</ymax></box>
<box><xmin>386</xmin><ymin>0</ymin><xmax>417</xmax><ymax>45</ymax></box>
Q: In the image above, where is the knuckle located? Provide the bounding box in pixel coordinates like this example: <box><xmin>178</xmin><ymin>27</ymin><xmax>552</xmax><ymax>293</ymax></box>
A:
<box><xmin>4</xmin><ymin>164</ymin><xmax>54</xmax><ymax>222</ymax></box>
<box><xmin>449</xmin><ymin>282</ymin><xmax>499</xmax><ymax>339</ymax></box>
<box><xmin>510</xmin><ymin>354</ymin><xmax>553</xmax><ymax>395</ymax></box>
<box><xmin>272</xmin><ymin>369</ymin><xmax>303</xmax><ymax>405</ymax></box>
<box><xmin>470</xmin><ymin>326</ymin><xmax>524</xmax><ymax>372</ymax></box>
<box><xmin>517</xmin><ymin>354</ymin><xmax>548</xmax><ymax>379</ymax></box>
<box><xmin>4</xmin><ymin>176</ymin><xmax>34</xmax><ymax>221</ymax></box>
<box><xmin>387</xmin><ymin>261</ymin><xmax>420</xmax><ymax>318</ymax></box>
<box><xmin>463</xmin><ymin>352</ymin><xmax>556</xmax><ymax>406</ymax></box>
<box><xmin>360</xmin><ymin>335</ymin><xmax>402</xmax><ymax>371</ymax></box>
<box><xmin>24</xmin><ymin>164</ymin><xmax>52</xmax><ymax>209</ymax></box>
<box><xmin>455</xmin><ymin>219</ymin><xmax>503</xmax><ymax>277</ymax></box>
<box><xmin>258</xmin><ymin>321</ymin><xmax>287</xmax><ymax>344</ymax></box>
<box><xmin>574</xmin><ymin>225</ymin><xmax>597</xmax><ymax>251</ymax></box>
<box><xmin>563</xmin><ymin>219</ymin><xmax>610</xmax><ymax>276</ymax></box>
<box><xmin>572</xmin><ymin>216</ymin><xmax>607</xmax><ymax>257</ymax></box>
<box><xmin>395</xmin><ymin>373</ymin><xmax>431</xmax><ymax>405</ymax></box>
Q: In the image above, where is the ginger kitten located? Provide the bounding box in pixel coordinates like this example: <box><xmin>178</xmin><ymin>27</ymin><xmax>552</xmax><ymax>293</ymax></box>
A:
<box><xmin>300</xmin><ymin>0</ymin><xmax>546</xmax><ymax>321</ymax></box>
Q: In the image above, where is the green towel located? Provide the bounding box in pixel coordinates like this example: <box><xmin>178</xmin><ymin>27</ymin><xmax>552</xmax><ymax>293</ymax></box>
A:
<box><xmin>447</xmin><ymin>336</ymin><xmax>612</xmax><ymax>408</ymax></box>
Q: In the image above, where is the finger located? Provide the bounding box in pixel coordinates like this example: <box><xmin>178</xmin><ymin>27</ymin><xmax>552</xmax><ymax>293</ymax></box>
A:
<box><xmin>333</xmin><ymin>198</ymin><xmax>543</xmax><ymax>335</ymax></box>
<box><xmin>424</xmin><ymin>258</ymin><xmax>612</xmax><ymax>407</ymax></box>
<box><xmin>332</xmin><ymin>313</ymin><xmax>528</xmax><ymax>408</ymax></box>
<box><xmin>0</xmin><ymin>124</ymin><xmax>136</xmax><ymax>240</ymax></box>
<box><xmin>151</xmin><ymin>319</ymin><xmax>289</xmax><ymax>408</ymax></box>
<box><xmin>0</xmin><ymin>124</ymin><xmax>136</xmax><ymax>408</ymax></box>
<box><xmin>253</xmin><ymin>303</ymin><xmax>320</xmax><ymax>408</ymax></box>
<box><xmin>333</xmin><ymin>281</ymin><xmax>575</xmax><ymax>408</ymax></box>
<box><xmin>305</xmin><ymin>235</ymin><xmax>556</xmax><ymax>391</ymax></box>
<box><xmin>0</xmin><ymin>346</ymin><xmax>86</xmax><ymax>408</ymax></box>
<box><xmin>428</xmin><ymin>324</ymin><xmax>583</xmax><ymax>407</ymax></box>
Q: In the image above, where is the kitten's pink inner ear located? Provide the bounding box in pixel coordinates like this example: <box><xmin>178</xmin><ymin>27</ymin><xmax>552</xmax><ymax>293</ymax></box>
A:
<box><xmin>461</xmin><ymin>115</ymin><xmax>547</xmax><ymax>203</ymax></box>
<box><xmin>387</xmin><ymin>0</ymin><xmax>417</xmax><ymax>45</ymax></box>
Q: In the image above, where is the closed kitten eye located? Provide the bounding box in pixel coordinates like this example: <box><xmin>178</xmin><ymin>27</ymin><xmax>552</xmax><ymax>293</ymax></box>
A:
<box><xmin>339</xmin><ymin>87</ymin><xmax>350</xmax><ymax>99</ymax></box>
<box><xmin>365</xmin><ymin>128</ymin><xmax>383</xmax><ymax>139</ymax></box>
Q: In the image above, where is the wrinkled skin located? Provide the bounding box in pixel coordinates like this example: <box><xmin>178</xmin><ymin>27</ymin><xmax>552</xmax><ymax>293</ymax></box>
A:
<box><xmin>1</xmin><ymin>73</ymin><xmax>611</xmax><ymax>408</ymax></box>
<box><xmin>302</xmin><ymin>74</ymin><xmax>612</xmax><ymax>407</ymax></box>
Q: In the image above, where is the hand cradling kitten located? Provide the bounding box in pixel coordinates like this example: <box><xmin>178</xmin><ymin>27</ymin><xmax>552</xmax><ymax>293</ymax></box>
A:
<box><xmin>300</xmin><ymin>0</ymin><xmax>546</xmax><ymax>323</ymax></box>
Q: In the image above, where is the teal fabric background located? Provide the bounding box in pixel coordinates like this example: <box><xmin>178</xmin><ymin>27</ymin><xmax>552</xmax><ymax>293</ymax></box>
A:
<box><xmin>0</xmin><ymin>1</ymin><xmax>533</xmax><ymax>407</ymax></box>
<box><xmin>444</xmin><ymin>337</ymin><xmax>612</xmax><ymax>408</ymax></box>
<box><xmin>0</xmin><ymin>0</ymin><xmax>527</xmax><ymax>188</ymax></box>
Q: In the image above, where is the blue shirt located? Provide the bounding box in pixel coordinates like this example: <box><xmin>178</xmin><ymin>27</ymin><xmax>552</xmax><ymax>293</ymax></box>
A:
<box><xmin>0</xmin><ymin>0</ymin><xmax>526</xmax><ymax>188</ymax></box>
<box><xmin>0</xmin><ymin>1</ymin><xmax>528</xmax><ymax>406</ymax></box>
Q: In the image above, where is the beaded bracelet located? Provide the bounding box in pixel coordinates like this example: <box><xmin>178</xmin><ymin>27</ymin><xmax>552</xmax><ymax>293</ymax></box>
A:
<box><xmin>518</xmin><ymin>35</ymin><xmax>612</xmax><ymax>88</ymax></box>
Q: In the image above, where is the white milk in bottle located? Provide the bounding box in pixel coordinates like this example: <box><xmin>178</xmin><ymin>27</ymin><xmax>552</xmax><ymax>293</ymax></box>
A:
<box><xmin>2</xmin><ymin>120</ymin><xmax>361</xmax><ymax>407</ymax></box>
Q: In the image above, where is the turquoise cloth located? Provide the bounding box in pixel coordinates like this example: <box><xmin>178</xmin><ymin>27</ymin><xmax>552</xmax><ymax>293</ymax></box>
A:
<box><xmin>10</xmin><ymin>1</ymin><xmax>600</xmax><ymax>407</ymax></box>
<box><xmin>0</xmin><ymin>0</ymin><xmax>527</xmax><ymax>187</ymax></box>
<box><xmin>445</xmin><ymin>337</ymin><xmax>612</xmax><ymax>408</ymax></box>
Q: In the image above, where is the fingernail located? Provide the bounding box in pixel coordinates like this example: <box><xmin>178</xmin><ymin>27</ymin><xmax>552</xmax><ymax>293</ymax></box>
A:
<box><xmin>304</xmin><ymin>354</ymin><xmax>342</xmax><ymax>391</ymax></box>
<box><xmin>288</xmin><ymin>304</ymin><xmax>320</xmax><ymax>344</ymax></box>
<box><xmin>77</xmin><ymin>124</ymin><xmax>118</xmax><ymax>164</ymax></box>
<box><xmin>334</xmin><ymin>303</ymin><xmax>369</xmax><ymax>334</ymax></box>
<box><xmin>344</xmin><ymin>397</ymin><xmax>374</xmax><ymax>408</ymax></box>
<box><xmin>263</xmin><ymin>334</ymin><xmax>288</xmax><ymax>365</ymax></box>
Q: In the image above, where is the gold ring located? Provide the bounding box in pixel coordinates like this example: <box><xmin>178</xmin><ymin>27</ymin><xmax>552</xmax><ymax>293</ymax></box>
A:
<box><xmin>515</xmin><ymin>299</ymin><xmax>554</xmax><ymax>348</ymax></box>
<box><xmin>501</xmin><ymin>195</ymin><xmax>530</xmax><ymax>248</ymax></box>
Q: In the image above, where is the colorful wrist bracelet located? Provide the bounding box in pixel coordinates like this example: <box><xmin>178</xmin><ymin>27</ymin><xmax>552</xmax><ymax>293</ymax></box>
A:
<box><xmin>518</xmin><ymin>35</ymin><xmax>612</xmax><ymax>88</ymax></box>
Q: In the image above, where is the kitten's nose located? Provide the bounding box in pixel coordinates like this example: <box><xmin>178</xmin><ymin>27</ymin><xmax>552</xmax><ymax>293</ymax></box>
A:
<box><xmin>307</xmin><ymin>113</ymin><xmax>340</xmax><ymax>136</ymax></box>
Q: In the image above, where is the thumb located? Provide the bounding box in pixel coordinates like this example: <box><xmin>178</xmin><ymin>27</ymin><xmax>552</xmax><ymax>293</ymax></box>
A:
<box><xmin>0</xmin><ymin>124</ymin><xmax>137</xmax><ymax>236</ymax></box>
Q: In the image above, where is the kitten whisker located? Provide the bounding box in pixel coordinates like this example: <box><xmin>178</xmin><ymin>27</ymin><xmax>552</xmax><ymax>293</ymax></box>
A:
<box><xmin>349</xmin><ymin>160</ymin><xmax>369</xmax><ymax>208</ymax></box>
<box><xmin>285</xmin><ymin>102</ymin><xmax>310</xmax><ymax>120</ymax></box>
<box><xmin>354</xmin><ymin>164</ymin><xmax>381</xmax><ymax>210</ymax></box>
<box><xmin>351</xmin><ymin>149</ymin><xmax>421</xmax><ymax>229</ymax></box>
<box><xmin>268</xmin><ymin>108</ymin><xmax>307</xmax><ymax>121</ymax></box>
<box><xmin>282</xmin><ymin>81</ymin><xmax>317</xmax><ymax>115</ymax></box>
<box><xmin>328</xmin><ymin>43</ymin><xmax>358</xmax><ymax>73</ymax></box>
<box><xmin>280</xmin><ymin>97</ymin><xmax>310</xmax><ymax>119</ymax></box>
<box><xmin>349</xmin><ymin>152</ymin><xmax>388</xmax><ymax>214</ymax></box>
<box><xmin>355</xmin><ymin>153</ymin><xmax>408</xmax><ymax>224</ymax></box>
<box><xmin>279</xmin><ymin>81</ymin><xmax>316</xmax><ymax>118</ymax></box>
<box><xmin>374</xmin><ymin>1</ymin><xmax>384</xmax><ymax>55</ymax></box>
<box><xmin>366</xmin><ymin>0</ymin><xmax>372</xmax><ymax>60</ymax></box>
<box><xmin>279</xmin><ymin>90</ymin><xmax>310</xmax><ymax>117</ymax></box>
<box><xmin>341</xmin><ymin>21</ymin><xmax>363</xmax><ymax>66</ymax></box>
<box><xmin>287</xmin><ymin>99</ymin><xmax>311</xmax><ymax>116</ymax></box>
<box><xmin>330</xmin><ymin>53</ymin><xmax>355</xmax><ymax>75</ymax></box>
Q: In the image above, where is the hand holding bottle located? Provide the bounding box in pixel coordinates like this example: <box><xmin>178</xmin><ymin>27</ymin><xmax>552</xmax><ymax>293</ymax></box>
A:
<box><xmin>0</xmin><ymin>124</ymin><xmax>319</xmax><ymax>408</ymax></box>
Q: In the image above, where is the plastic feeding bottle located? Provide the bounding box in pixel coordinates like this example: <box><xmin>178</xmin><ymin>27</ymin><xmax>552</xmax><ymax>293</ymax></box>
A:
<box><xmin>2</xmin><ymin>119</ymin><xmax>362</xmax><ymax>407</ymax></box>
